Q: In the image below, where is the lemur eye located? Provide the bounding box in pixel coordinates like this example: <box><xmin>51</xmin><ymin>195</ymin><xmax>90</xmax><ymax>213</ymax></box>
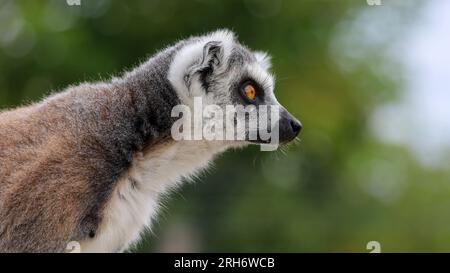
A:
<box><xmin>243</xmin><ymin>84</ymin><xmax>256</xmax><ymax>102</ymax></box>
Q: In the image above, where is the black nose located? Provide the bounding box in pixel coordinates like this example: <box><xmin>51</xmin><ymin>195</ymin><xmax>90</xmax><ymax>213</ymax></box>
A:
<box><xmin>290</xmin><ymin>119</ymin><xmax>302</xmax><ymax>136</ymax></box>
<box><xmin>278</xmin><ymin>109</ymin><xmax>302</xmax><ymax>144</ymax></box>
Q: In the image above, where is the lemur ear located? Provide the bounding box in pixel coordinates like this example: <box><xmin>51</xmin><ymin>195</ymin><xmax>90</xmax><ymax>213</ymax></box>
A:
<box><xmin>188</xmin><ymin>41</ymin><xmax>224</xmax><ymax>74</ymax></box>
<box><xmin>254</xmin><ymin>51</ymin><xmax>272</xmax><ymax>70</ymax></box>
<box><xmin>202</xmin><ymin>41</ymin><xmax>224</xmax><ymax>66</ymax></box>
<box><xmin>184</xmin><ymin>41</ymin><xmax>225</xmax><ymax>89</ymax></box>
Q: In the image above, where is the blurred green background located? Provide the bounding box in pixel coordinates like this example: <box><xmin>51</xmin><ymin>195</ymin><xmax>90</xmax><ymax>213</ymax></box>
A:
<box><xmin>1</xmin><ymin>0</ymin><xmax>450</xmax><ymax>252</ymax></box>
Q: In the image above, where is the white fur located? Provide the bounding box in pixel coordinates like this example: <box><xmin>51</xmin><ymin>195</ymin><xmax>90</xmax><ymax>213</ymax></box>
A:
<box><xmin>79</xmin><ymin>140</ymin><xmax>229</xmax><ymax>252</ymax></box>
<box><xmin>168</xmin><ymin>29</ymin><xmax>235</xmax><ymax>106</ymax></box>
<box><xmin>254</xmin><ymin>51</ymin><xmax>272</xmax><ymax>71</ymax></box>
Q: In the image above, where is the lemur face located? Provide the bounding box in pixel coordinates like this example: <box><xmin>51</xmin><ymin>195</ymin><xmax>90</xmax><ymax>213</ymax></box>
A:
<box><xmin>168</xmin><ymin>30</ymin><xmax>301</xmax><ymax>146</ymax></box>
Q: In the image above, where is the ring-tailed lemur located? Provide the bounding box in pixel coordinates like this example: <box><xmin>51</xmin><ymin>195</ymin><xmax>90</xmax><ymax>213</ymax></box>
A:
<box><xmin>0</xmin><ymin>30</ymin><xmax>301</xmax><ymax>252</ymax></box>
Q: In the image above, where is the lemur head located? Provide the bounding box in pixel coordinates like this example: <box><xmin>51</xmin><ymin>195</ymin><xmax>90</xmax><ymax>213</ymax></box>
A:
<box><xmin>168</xmin><ymin>30</ymin><xmax>301</xmax><ymax>147</ymax></box>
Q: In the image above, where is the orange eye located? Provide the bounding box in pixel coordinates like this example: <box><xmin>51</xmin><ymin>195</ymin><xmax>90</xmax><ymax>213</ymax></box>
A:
<box><xmin>244</xmin><ymin>84</ymin><xmax>256</xmax><ymax>101</ymax></box>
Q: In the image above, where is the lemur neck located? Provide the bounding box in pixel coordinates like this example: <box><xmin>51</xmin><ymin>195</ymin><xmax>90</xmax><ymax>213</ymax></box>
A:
<box><xmin>120</xmin><ymin>46</ymin><xmax>181</xmax><ymax>150</ymax></box>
